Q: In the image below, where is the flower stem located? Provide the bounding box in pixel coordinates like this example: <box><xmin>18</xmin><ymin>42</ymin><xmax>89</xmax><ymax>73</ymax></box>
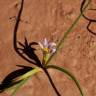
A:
<box><xmin>45</xmin><ymin>0</ymin><xmax>91</xmax><ymax>65</ymax></box>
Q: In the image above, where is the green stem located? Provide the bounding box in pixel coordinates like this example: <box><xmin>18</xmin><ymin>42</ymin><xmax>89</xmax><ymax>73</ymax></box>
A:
<box><xmin>46</xmin><ymin>0</ymin><xmax>91</xmax><ymax>65</ymax></box>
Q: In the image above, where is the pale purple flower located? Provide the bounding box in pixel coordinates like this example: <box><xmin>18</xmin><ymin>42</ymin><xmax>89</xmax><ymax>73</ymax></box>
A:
<box><xmin>38</xmin><ymin>38</ymin><xmax>56</xmax><ymax>54</ymax></box>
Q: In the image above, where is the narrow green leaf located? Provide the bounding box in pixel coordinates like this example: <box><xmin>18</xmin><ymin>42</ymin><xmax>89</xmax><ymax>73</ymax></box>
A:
<box><xmin>45</xmin><ymin>0</ymin><xmax>91</xmax><ymax>65</ymax></box>
<box><xmin>14</xmin><ymin>67</ymin><xmax>42</xmax><ymax>81</ymax></box>
<box><xmin>11</xmin><ymin>67</ymin><xmax>42</xmax><ymax>96</ymax></box>
<box><xmin>46</xmin><ymin>65</ymin><xmax>84</xmax><ymax>96</ymax></box>
<box><xmin>11</xmin><ymin>78</ymin><xmax>30</xmax><ymax>96</ymax></box>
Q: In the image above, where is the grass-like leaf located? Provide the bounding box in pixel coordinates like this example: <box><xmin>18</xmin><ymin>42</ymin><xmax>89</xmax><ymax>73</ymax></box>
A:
<box><xmin>11</xmin><ymin>67</ymin><xmax>42</xmax><ymax>96</ymax></box>
<box><xmin>45</xmin><ymin>0</ymin><xmax>91</xmax><ymax>65</ymax></box>
<box><xmin>14</xmin><ymin>67</ymin><xmax>42</xmax><ymax>81</ymax></box>
<box><xmin>11</xmin><ymin>77</ymin><xmax>30</xmax><ymax>96</ymax></box>
<box><xmin>46</xmin><ymin>64</ymin><xmax>84</xmax><ymax>96</ymax></box>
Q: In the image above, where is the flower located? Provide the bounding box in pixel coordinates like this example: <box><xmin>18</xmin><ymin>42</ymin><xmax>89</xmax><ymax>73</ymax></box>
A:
<box><xmin>38</xmin><ymin>38</ymin><xmax>56</xmax><ymax>64</ymax></box>
<box><xmin>38</xmin><ymin>38</ymin><xmax>56</xmax><ymax>54</ymax></box>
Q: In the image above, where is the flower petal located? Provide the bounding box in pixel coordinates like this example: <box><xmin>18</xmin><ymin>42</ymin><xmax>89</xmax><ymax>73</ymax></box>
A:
<box><xmin>51</xmin><ymin>48</ymin><xmax>56</xmax><ymax>53</ymax></box>
<box><xmin>49</xmin><ymin>42</ymin><xmax>56</xmax><ymax>47</ymax></box>
<box><xmin>43</xmin><ymin>38</ymin><xmax>48</xmax><ymax>47</ymax></box>
<box><xmin>38</xmin><ymin>42</ymin><xmax>44</xmax><ymax>49</ymax></box>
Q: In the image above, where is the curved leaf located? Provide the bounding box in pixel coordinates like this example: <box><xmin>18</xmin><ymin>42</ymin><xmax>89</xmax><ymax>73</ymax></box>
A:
<box><xmin>45</xmin><ymin>0</ymin><xmax>91</xmax><ymax>65</ymax></box>
<box><xmin>11</xmin><ymin>67</ymin><xmax>42</xmax><ymax>96</ymax></box>
<box><xmin>46</xmin><ymin>65</ymin><xmax>84</xmax><ymax>96</ymax></box>
<box><xmin>11</xmin><ymin>78</ymin><xmax>29</xmax><ymax>96</ymax></box>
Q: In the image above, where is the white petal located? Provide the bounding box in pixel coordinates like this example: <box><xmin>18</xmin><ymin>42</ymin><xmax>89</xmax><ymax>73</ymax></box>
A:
<box><xmin>38</xmin><ymin>42</ymin><xmax>44</xmax><ymax>49</ymax></box>
<box><xmin>48</xmin><ymin>42</ymin><xmax>56</xmax><ymax>50</ymax></box>
<box><xmin>51</xmin><ymin>48</ymin><xmax>56</xmax><ymax>53</ymax></box>
<box><xmin>43</xmin><ymin>38</ymin><xmax>48</xmax><ymax>47</ymax></box>
<box><xmin>49</xmin><ymin>42</ymin><xmax>56</xmax><ymax>47</ymax></box>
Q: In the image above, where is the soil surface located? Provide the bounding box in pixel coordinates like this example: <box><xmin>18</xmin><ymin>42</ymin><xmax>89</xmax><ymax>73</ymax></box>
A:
<box><xmin>0</xmin><ymin>0</ymin><xmax>96</xmax><ymax>96</ymax></box>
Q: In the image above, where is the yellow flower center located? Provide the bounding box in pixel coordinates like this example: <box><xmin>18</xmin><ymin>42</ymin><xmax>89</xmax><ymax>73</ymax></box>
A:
<box><xmin>44</xmin><ymin>47</ymin><xmax>49</xmax><ymax>53</ymax></box>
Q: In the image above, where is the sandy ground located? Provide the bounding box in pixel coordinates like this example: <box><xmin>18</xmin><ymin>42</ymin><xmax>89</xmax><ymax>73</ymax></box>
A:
<box><xmin>0</xmin><ymin>0</ymin><xmax>96</xmax><ymax>96</ymax></box>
